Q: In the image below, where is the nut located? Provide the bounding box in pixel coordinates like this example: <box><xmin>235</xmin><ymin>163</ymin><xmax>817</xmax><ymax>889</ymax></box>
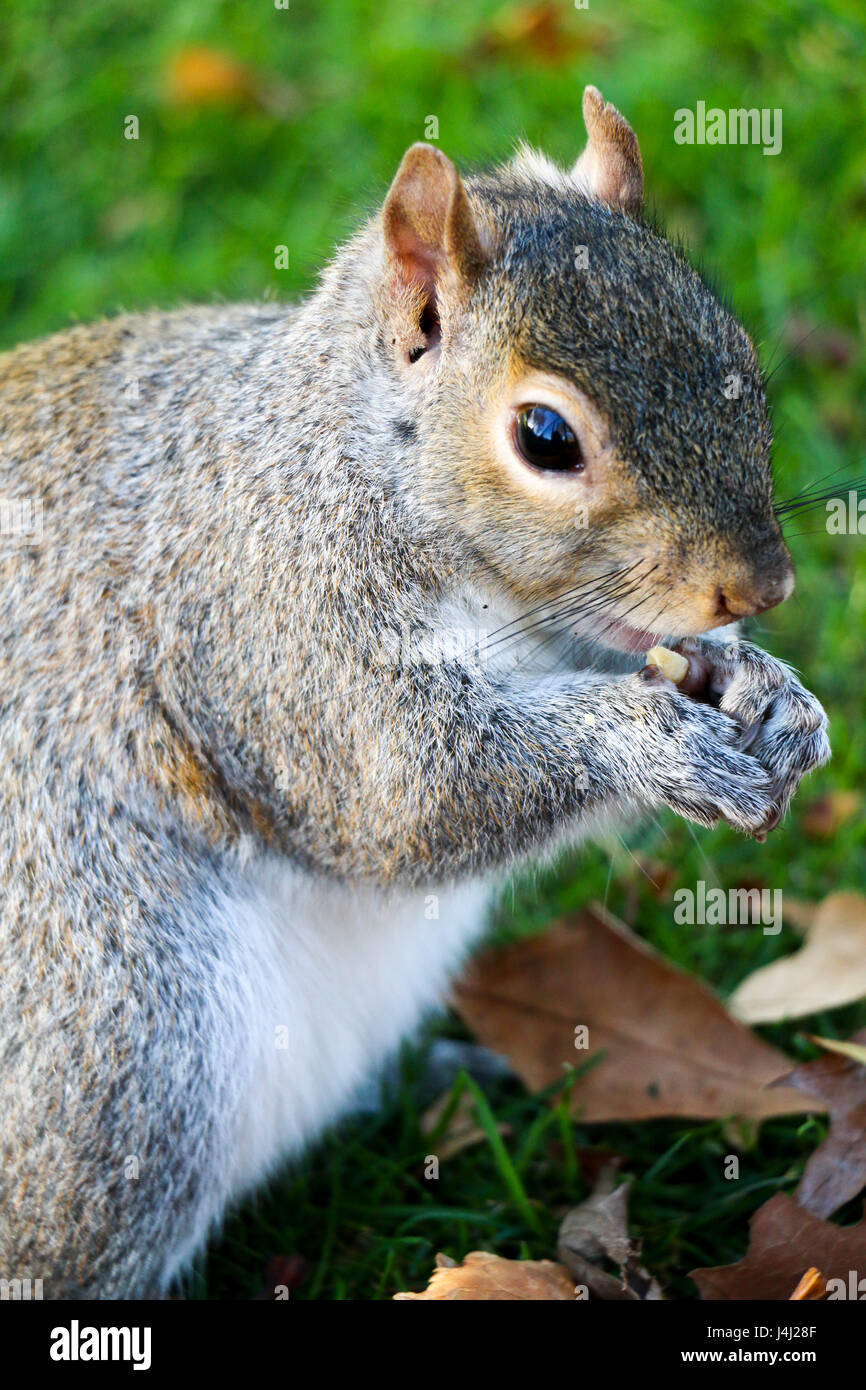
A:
<box><xmin>645</xmin><ymin>645</ymin><xmax>689</xmax><ymax>685</ymax></box>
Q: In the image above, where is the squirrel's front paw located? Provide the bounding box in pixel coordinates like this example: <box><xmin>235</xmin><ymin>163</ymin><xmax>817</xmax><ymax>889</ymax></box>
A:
<box><xmin>621</xmin><ymin>671</ymin><xmax>778</xmax><ymax>835</ymax></box>
<box><xmin>676</xmin><ymin>636</ymin><xmax>830</xmax><ymax>834</ymax></box>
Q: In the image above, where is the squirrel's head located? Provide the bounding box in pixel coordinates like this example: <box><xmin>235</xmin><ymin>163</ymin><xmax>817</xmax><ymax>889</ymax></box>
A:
<box><xmin>373</xmin><ymin>86</ymin><xmax>793</xmax><ymax>653</ymax></box>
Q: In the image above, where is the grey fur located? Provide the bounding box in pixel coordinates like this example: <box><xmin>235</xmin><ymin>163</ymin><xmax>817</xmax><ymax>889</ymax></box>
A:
<box><xmin>0</xmin><ymin>131</ymin><xmax>829</xmax><ymax>1298</ymax></box>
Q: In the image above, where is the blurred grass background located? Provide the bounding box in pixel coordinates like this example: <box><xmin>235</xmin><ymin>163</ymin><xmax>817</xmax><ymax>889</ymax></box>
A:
<box><xmin>2</xmin><ymin>0</ymin><xmax>865</xmax><ymax>1299</ymax></box>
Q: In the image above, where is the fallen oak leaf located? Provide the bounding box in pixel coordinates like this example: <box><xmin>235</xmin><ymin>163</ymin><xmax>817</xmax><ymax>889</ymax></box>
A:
<box><xmin>394</xmin><ymin>1251</ymin><xmax>576</xmax><ymax>1301</ymax></box>
<box><xmin>691</xmin><ymin>1193</ymin><xmax>866</xmax><ymax>1300</ymax></box>
<box><xmin>452</xmin><ymin>906</ymin><xmax>819</xmax><ymax>1122</ymax></box>
<box><xmin>730</xmin><ymin>891</ymin><xmax>866</xmax><ymax>1023</ymax></box>
<box><xmin>789</xmin><ymin>1267</ymin><xmax>827</xmax><ymax>1300</ymax></box>
<box><xmin>770</xmin><ymin>1029</ymin><xmax>866</xmax><ymax>1219</ymax></box>
<box><xmin>557</xmin><ymin>1163</ymin><xmax>663</xmax><ymax>1301</ymax></box>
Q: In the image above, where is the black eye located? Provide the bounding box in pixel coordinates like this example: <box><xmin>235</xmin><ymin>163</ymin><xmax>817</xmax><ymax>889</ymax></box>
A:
<box><xmin>513</xmin><ymin>406</ymin><xmax>583</xmax><ymax>472</ymax></box>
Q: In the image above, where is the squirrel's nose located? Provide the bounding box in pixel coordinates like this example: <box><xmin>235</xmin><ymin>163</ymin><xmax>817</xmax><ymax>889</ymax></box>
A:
<box><xmin>714</xmin><ymin>566</ymin><xmax>795</xmax><ymax>620</ymax></box>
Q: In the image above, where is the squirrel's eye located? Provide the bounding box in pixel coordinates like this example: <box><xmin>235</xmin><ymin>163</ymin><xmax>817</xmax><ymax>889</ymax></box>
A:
<box><xmin>513</xmin><ymin>406</ymin><xmax>583</xmax><ymax>473</ymax></box>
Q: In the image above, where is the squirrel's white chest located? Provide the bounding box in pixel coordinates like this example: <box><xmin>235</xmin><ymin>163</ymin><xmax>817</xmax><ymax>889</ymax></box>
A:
<box><xmin>217</xmin><ymin>859</ymin><xmax>492</xmax><ymax>1199</ymax></box>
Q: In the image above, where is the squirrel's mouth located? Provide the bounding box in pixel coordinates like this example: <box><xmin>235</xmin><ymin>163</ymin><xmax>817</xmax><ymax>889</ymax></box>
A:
<box><xmin>585</xmin><ymin>615</ymin><xmax>666</xmax><ymax>655</ymax></box>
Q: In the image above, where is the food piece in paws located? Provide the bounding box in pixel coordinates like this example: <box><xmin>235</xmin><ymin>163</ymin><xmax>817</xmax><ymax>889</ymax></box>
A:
<box><xmin>643</xmin><ymin>644</ymin><xmax>717</xmax><ymax>700</ymax></box>
<box><xmin>645</xmin><ymin>645</ymin><xmax>689</xmax><ymax>684</ymax></box>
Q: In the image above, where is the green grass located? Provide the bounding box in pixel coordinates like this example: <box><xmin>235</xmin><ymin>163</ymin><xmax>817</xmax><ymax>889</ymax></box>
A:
<box><xmin>3</xmin><ymin>0</ymin><xmax>865</xmax><ymax>1298</ymax></box>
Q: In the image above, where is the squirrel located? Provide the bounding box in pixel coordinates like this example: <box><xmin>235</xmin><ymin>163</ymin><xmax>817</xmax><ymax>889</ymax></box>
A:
<box><xmin>0</xmin><ymin>86</ymin><xmax>829</xmax><ymax>1298</ymax></box>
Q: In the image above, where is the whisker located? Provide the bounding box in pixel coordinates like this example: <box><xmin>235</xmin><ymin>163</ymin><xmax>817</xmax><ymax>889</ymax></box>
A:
<box><xmin>593</xmin><ymin>609</ymin><xmax>659</xmax><ymax>645</ymax></box>
<box><xmin>485</xmin><ymin>565</ymin><xmax>648</xmax><ymax>655</ymax></box>
<box><xmin>589</xmin><ymin>571</ymin><xmax>664</xmax><ymax>646</ymax></box>
<box><xmin>682</xmin><ymin>817</ymin><xmax>724</xmax><ymax>891</ymax></box>
<box><xmin>520</xmin><ymin>576</ymin><xmax>653</xmax><ymax>664</ymax></box>
<box><xmin>483</xmin><ymin>562</ymin><xmax>639</xmax><ymax>645</ymax></box>
<box><xmin>776</xmin><ymin>491</ymin><xmax>866</xmax><ymax>519</ymax></box>
<box><xmin>775</xmin><ymin>468</ymin><xmax>866</xmax><ymax>517</ymax></box>
<box><xmin>493</xmin><ymin>575</ymin><xmax>650</xmax><ymax>658</ymax></box>
<box><xmin>763</xmin><ymin>308</ymin><xmax>839</xmax><ymax>386</ymax></box>
<box><xmin>536</xmin><ymin>574</ymin><xmax>665</xmax><ymax>668</ymax></box>
<box><xmin>783</xmin><ymin>461</ymin><xmax>857</xmax><ymax>497</ymax></box>
<box><xmin>759</xmin><ymin>290</ymin><xmax>829</xmax><ymax>381</ymax></box>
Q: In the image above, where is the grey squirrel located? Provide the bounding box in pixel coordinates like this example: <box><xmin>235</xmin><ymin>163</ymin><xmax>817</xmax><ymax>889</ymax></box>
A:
<box><xmin>0</xmin><ymin>86</ymin><xmax>829</xmax><ymax>1298</ymax></box>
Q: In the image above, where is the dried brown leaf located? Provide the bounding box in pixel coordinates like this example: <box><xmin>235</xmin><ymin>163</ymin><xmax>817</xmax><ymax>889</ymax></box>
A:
<box><xmin>557</xmin><ymin>1164</ymin><xmax>663</xmax><ymax>1300</ymax></box>
<box><xmin>452</xmin><ymin>907</ymin><xmax>818</xmax><ymax>1122</ymax></box>
<box><xmin>691</xmin><ymin>1193</ymin><xmax>866</xmax><ymax>1300</ymax></box>
<box><xmin>394</xmin><ymin>1250</ymin><xmax>576</xmax><ymax>1301</ymax></box>
<box><xmin>730</xmin><ymin>891</ymin><xmax>866</xmax><ymax>1023</ymax></box>
<box><xmin>771</xmin><ymin>1029</ymin><xmax>866</xmax><ymax>1218</ymax></box>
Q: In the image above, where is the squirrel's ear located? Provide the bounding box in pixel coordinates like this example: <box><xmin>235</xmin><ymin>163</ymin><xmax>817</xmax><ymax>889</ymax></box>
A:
<box><xmin>571</xmin><ymin>86</ymin><xmax>643</xmax><ymax>214</ymax></box>
<box><xmin>382</xmin><ymin>144</ymin><xmax>488</xmax><ymax>330</ymax></box>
